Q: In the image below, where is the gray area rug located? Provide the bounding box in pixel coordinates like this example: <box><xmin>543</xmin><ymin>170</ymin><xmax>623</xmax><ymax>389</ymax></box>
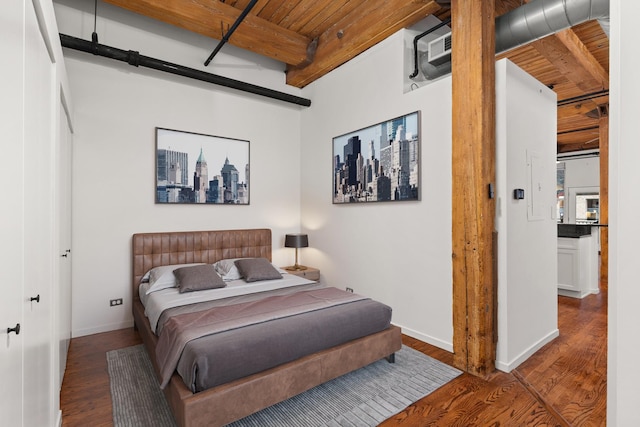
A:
<box><xmin>107</xmin><ymin>344</ymin><xmax>461</xmax><ymax>427</ymax></box>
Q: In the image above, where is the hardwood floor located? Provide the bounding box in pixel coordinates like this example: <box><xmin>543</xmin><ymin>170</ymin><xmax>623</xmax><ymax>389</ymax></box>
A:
<box><xmin>60</xmin><ymin>291</ymin><xmax>606</xmax><ymax>426</ymax></box>
<box><xmin>61</xmin><ymin>328</ymin><xmax>142</xmax><ymax>427</ymax></box>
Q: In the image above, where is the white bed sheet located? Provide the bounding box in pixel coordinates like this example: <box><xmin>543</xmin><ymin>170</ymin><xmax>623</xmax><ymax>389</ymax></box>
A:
<box><xmin>139</xmin><ymin>273</ymin><xmax>317</xmax><ymax>333</ymax></box>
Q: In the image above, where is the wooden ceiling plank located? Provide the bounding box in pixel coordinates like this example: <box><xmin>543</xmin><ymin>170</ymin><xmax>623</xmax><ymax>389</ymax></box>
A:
<box><xmin>255</xmin><ymin>0</ymin><xmax>284</xmax><ymax>20</ymax></box>
<box><xmin>249</xmin><ymin>0</ymin><xmax>272</xmax><ymax>17</ymax></box>
<box><xmin>285</xmin><ymin>0</ymin><xmax>441</xmax><ymax>87</ymax></box>
<box><xmin>279</xmin><ymin>0</ymin><xmax>341</xmax><ymax>34</ymax></box>
<box><xmin>269</xmin><ymin>0</ymin><xmax>301</xmax><ymax>26</ymax></box>
<box><xmin>104</xmin><ymin>0</ymin><xmax>312</xmax><ymax>66</ymax></box>
<box><xmin>294</xmin><ymin>1</ymin><xmax>364</xmax><ymax>39</ymax></box>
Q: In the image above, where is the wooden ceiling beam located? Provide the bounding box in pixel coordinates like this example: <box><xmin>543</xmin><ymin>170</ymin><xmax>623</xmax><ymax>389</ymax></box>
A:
<box><xmin>284</xmin><ymin>0</ymin><xmax>441</xmax><ymax>88</ymax></box>
<box><xmin>557</xmin><ymin>102</ymin><xmax>598</xmax><ymax>121</ymax></box>
<box><xmin>558</xmin><ymin>140</ymin><xmax>600</xmax><ymax>153</ymax></box>
<box><xmin>104</xmin><ymin>0</ymin><xmax>313</xmax><ymax>66</ymax></box>
<box><xmin>557</xmin><ymin>127</ymin><xmax>600</xmax><ymax>153</ymax></box>
<box><xmin>531</xmin><ymin>28</ymin><xmax>609</xmax><ymax>93</ymax></box>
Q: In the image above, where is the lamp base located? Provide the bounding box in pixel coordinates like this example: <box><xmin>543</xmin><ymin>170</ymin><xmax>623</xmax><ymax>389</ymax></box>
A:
<box><xmin>285</xmin><ymin>264</ymin><xmax>307</xmax><ymax>271</ymax></box>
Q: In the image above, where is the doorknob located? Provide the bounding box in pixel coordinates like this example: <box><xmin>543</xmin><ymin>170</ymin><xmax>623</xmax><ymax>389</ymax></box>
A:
<box><xmin>30</xmin><ymin>295</ymin><xmax>40</xmax><ymax>303</ymax></box>
<box><xmin>7</xmin><ymin>324</ymin><xmax>20</xmax><ymax>335</ymax></box>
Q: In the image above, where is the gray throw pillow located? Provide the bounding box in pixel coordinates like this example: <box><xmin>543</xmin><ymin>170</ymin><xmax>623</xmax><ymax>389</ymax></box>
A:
<box><xmin>173</xmin><ymin>264</ymin><xmax>226</xmax><ymax>293</ymax></box>
<box><xmin>234</xmin><ymin>258</ymin><xmax>283</xmax><ymax>282</ymax></box>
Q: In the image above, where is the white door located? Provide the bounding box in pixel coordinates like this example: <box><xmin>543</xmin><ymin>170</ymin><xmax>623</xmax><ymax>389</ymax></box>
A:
<box><xmin>0</xmin><ymin>1</ymin><xmax>26</xmax><ymax>424</ymax></box>
<box><xmin>23</xmin><ymin>0</ymin><xmax>54</xmax><ymax>424</ymax></box>
<box><xmin>57</xmin><ymin>105</ymin><xmax>73</xmax><ymax>390</ymax></box>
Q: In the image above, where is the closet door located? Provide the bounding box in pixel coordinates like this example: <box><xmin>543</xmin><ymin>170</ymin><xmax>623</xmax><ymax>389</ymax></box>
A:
<box><xmin>23</xmin><ymin>0</ymin><xmax>55</xmax><ymax>424</ymax></box>
<box><xmin>57</xmin><ymin>105</ymin><xmax>73</xmax><ymax>389</ymax></box>
<box><xmin>0</xmin><ymin>1</ymin><xmax>26</xmax><ymax>424</ymax></box>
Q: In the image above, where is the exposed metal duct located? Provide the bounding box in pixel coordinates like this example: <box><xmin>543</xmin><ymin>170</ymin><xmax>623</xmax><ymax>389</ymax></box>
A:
<box><xmin>416</xmin><ymin>0</ymin><xmax>609</xmax><ymax>81</ymax></box>
<box><xmin>495</xmin><ymin>0</ymin><xmax>610</xmax><ymax>55</ymax></box>
<box><xmin>59</xmin><ymin>33</ymin><xmax>312</xmax><ymax>107</ymax></box>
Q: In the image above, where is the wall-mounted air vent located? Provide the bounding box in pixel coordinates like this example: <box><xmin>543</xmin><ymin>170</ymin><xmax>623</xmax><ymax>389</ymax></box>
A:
<box><xmin>427</xmin><ymin>32</ymin><xmax>452</xmax><ymax>65</ymax></box>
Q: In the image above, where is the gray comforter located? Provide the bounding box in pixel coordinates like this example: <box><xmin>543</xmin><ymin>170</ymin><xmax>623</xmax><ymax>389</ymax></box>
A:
<box><xmin>154</xmin><ymin>286</ymin><xmax>393</xmax><ymax>392</ymax></box>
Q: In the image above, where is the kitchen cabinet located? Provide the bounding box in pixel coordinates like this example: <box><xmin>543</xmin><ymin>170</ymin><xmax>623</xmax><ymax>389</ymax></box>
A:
<box><xmin>557</xmin><ymin>227</ymin><xmax>599</xmax><ymax>298</ymax></box>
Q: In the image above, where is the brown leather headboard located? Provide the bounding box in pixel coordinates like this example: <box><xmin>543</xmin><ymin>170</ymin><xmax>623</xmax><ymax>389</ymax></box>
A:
<box><xmin>132</xmin><ymin>229</ymin><xmax>272</xmax><ymax>302</ymax></box>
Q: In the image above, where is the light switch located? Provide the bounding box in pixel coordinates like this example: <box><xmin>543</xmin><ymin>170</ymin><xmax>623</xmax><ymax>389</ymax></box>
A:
<box><xmin>513</xmin><ymin>188</ymin><xmax>525</xmax><ymax>200</ymax></box>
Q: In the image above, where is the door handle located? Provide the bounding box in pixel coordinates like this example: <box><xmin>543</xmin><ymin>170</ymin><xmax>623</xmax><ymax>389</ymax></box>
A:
<box><xmin>7</xmin><ymin>324</ymin><xmax>20</xmax><ymax>335</ymax></box>
<box><xmin>30</xmin><ymin>295</ymin><xmax>40</xmax><ymax>303</ymax></box>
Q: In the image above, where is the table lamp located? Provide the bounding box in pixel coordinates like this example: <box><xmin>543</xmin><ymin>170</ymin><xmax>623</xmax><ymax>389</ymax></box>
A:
<box><xmin>284</xmin><ymin>233</ymin><xmax>308</xmax><ymax>271</ymax></box>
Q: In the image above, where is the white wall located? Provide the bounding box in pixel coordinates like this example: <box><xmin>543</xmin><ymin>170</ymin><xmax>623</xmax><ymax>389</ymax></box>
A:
<box><xmin>299</xmin><ymin>32</ymin><xmax>560</xmax><ymax>361</ymax></box>
<box><xmin>561</xmin><ymin>156</ymin><xmax>599</xmax><ymax>189</ymax></box>
<box><xmin>608</xmin><ymin>0</ymin><xmax>640</xmax><ymax>424</ymax></box>
<box><xmin>495</xmin><ymin>59</ymin><xmax>558</xmax><ymax>371</ymax></box>
<box><xmin>300</xmin><ymin>30</ymin><xmax>454</xmax><ymax>349</ymax></box>
<box><xmin>54</xmin><ymin>0</ymin><xmax>307</xmax><ymax>336</ymax></box>
<box><xmin>559</xmin><ymin>156</ymin><xmax>600</xmax><ymax>224</ymax></box>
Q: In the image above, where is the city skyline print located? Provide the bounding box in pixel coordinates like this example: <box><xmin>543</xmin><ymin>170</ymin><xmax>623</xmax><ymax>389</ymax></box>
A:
<box><xmin>333</xmin><ymin>111</ymin><xmax>420</xmax><ymax>204</ymax></box>
<box><xmin>155</xmin><ymin>127</ymin><xmax>250</xmax><ymax>205</ymax></box>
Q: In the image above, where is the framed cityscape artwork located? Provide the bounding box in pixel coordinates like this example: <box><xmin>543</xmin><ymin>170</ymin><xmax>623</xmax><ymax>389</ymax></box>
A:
<box><xmin>155</xmin><ymin>127</ymin><xmax>250</xmax><ymax>204</ymax></box>
<box><xmin>332</xmin><ymin>111</ymin><xmax>421</xmax><ymax>204</ymax></box>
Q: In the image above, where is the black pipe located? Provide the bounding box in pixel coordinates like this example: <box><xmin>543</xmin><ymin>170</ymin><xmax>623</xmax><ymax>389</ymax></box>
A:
<box><xmin>557</xmin><ymin>90</ymin><xmax>609</xmax><ymax>107</ymax></box>
<box><xmin>204</xmin><ymin>0</ymin><xmax>259</xmax><ymax>66</ymax></box>
<box><xmin>59</xmin><ymin>33</ymin><xmax>312</xmax><ymax>107</ymax></box>
<box><xmin>409</xmin><ymin>18</ymin><xmax>451</xmax><ymax>79</ymax></box>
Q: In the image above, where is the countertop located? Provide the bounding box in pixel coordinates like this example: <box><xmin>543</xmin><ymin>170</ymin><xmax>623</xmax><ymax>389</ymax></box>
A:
<box><xmin>558</xmin><ymin>224</ymin><xmax>593</xmax><ymax>238</ymax></box>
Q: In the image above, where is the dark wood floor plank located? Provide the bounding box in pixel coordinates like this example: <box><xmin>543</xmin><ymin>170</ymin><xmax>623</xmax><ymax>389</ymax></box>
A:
<box><xmin>61</xmin><ymin>329</ymin><xmax>142</xmax><ymax>427</ymax></box>
<box><xmin>61</xmin><ymin>290</ymin><xmax>607</xmax><ymax>426</ymax></box>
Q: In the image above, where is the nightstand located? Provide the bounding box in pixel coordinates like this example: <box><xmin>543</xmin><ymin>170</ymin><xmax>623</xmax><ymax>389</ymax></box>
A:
<box><xmin>284</xmin><ymin>266</ymin><xmax>320</xmax><ymax>281</ymax></box>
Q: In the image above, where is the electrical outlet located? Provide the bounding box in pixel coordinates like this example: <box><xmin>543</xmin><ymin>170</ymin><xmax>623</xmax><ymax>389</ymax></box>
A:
<box><xmin>110</xmin><ymin>298</ymin><xmax>123</xmax><ymax>307</ymax></box>
<box><xmin>345</xmin><ymin>287</ymin><xmax>354</xmax><ymax>293</ymax></box>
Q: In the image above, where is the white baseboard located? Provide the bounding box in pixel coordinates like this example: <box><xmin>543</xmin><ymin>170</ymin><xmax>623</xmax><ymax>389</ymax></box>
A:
<box><xmin>56</xmin><ymin>409</ymin><xmax>62</xmax><ymax>427</ymax></box>
<box><xmin>495</xmin><ymin>328</ymin><xmax>560</xmax><ymax>372</ymax></box>
<box><xmin>395</xmin><ymin>323</ymin><xmax>453</xmax><ymax>352</ymax></box>
<box><xmin>71</xmin><ymin>320</ymin><xmax>134</xmax><ymax>338</ymax></box>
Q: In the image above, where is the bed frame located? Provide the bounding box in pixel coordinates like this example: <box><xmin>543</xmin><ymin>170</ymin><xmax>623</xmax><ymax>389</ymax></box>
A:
<box><xmin>132</xmin><ymin>229</ymin><xmax>402</xmax><ymax>427</ymax></box>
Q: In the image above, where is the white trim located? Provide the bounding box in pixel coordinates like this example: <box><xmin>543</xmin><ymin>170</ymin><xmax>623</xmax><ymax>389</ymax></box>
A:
<box><xmin>496</xmin><ymin>329</ymin><xmax>559</xmax><ymax>372</ymax></box>
<box><xmin>397</xmin><ymin>324</ymin><xmax>454</xmax><ymax>353</ymax></box>
<box><xmin>72</xmin><ymin>321</ymin><xmax>134</xmax><ymax>338</ymax></box>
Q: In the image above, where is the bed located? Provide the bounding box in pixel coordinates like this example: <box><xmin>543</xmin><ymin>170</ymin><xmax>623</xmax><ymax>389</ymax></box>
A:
<box><xmin>132</xmin><ymin>228</ymin><xmax>402</xmax><ymax>427</ymax></box>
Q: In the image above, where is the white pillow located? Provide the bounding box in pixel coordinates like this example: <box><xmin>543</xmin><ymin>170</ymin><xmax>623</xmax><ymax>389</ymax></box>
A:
<box><xmin>213</xmin><ymin>258</ymin><xmax>244</xmax><ymax>281</ymax></box>
<box><xmin>144</xmin><ymin>263</ymin><xmax>205</xmax><ymax>294</ymax></box>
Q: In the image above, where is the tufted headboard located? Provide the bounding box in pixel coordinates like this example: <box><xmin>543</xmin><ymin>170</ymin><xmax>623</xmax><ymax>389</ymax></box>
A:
<box><xmin>131</xmin><ymin>229</ymin><xmax>272</xmax><ymax>303</ymax></box>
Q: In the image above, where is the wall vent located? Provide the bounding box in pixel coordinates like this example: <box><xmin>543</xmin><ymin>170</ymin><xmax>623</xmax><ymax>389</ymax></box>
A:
<box><xmin>427</xmin><ymin>32</ymin><xmax>452</xmax><ymax>65</ymax></box>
